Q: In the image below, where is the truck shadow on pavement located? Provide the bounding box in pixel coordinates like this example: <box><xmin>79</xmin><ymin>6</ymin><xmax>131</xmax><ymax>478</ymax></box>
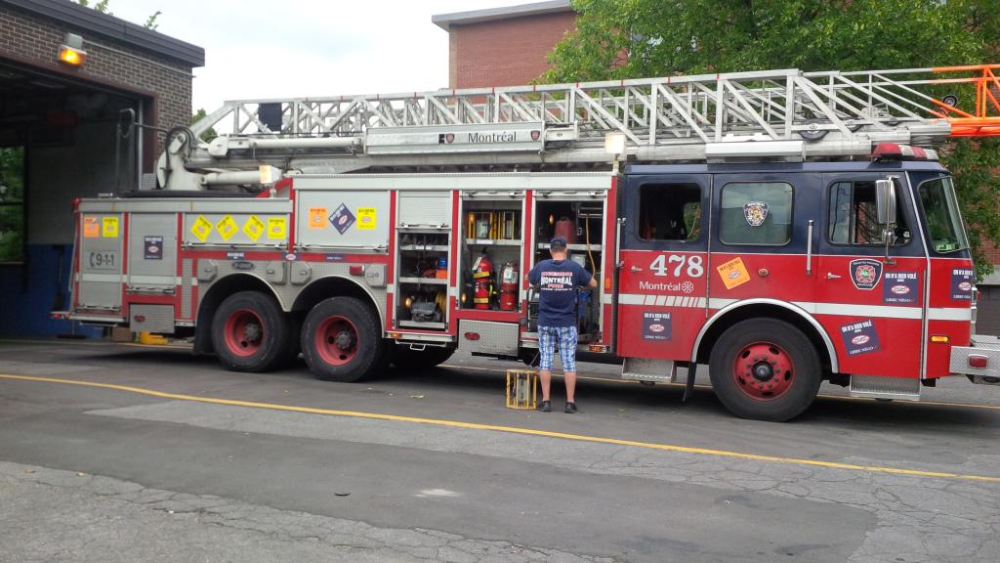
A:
<box><xmin>85</xmin><ymin>348</ymin><xmax>996</xmax><ymax>438</ymax></box>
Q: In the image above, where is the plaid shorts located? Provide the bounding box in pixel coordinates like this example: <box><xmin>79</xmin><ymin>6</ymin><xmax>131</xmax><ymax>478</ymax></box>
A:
<box><xmin>538</xmin><ymin>325</ymin><xmax>578</xmax><ymax>372</ymax></box>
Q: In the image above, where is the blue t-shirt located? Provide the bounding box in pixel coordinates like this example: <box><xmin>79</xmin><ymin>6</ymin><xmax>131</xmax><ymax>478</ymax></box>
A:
<box><xmin>528</xmin><ymin>259</ymin><xmax>593</xmax><ymax>328</ymax></box>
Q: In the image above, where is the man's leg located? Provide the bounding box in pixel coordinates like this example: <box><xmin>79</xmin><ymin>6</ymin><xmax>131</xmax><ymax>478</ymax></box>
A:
<box><xmin>538</xmin><ymin>326</ymin><xmax>554</xmax><ymax>403</ymax></box>
<box><xmin>560</xmin><ymin>326</ymin><xmax>579</xmax><ymax>405</ymax></box>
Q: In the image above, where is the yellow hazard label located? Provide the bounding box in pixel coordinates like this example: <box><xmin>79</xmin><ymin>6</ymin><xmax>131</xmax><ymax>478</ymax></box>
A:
<box><xmin>267</xmin><ymin>217</ymin><xmax>287</xmax><ymax>240</ymax></box>
<box><xmin>243</xmin><ymin>215</ymin><xmax>265</xmax><ymax>241</ymax></box>
<box><xmin>716</xmin><ymin>257</ymin><xmax>751</xmax><ymax>290</ymax></box>
<box><xmin>102</xmin><ymin>216</ymin><xmax>119</xmax><ymax>238</ymax></box>
<box><xmin>308</xmin><ymin>207</ymin><xmax>327</xmax><ymax>230</ymax></box>
<box><xmin>190</xmin><ymin>215</ymin><xmax>213</xmax><ymax>242</ymax></box>
<box><xmin>216</xmin><ymin>215</ymin><xmax>239</xmax><ymax>241</ymax></box>
<box><xmin>357</xmin><ymin>207</ymin><xmax>377</xmax><ymax>230</ymax></box>
<box><xmin>83</xmin><ymin>217</ymin><xmax>99</xmax><ymax>238</ymax></box>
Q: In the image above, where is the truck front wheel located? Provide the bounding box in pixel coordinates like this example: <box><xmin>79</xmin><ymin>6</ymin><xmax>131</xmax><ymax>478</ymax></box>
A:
<box><xmin>212</xmin><ymin>291</ymin><xmax>292</xmax><ymax>373</ymax></box>
<box><xmin>708</xmin><ymin>319</ymin><xmax>822</xmax><ymax>422</ymax></box>
<box><xmin>301</xmin><ymin>297</ymin><xmax>385</xmax><ymax>382</ymax></box>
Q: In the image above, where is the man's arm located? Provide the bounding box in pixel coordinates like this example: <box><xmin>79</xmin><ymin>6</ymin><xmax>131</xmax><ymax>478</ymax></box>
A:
<box><xmin>527</xmin><ymin>262</ymin><xmax>543</xmax><ymax>285</ymax></box>
<box><xmin>576</xmin><ymin>263</ymin><xmax>597</xmax><ymax>288</ymax></box>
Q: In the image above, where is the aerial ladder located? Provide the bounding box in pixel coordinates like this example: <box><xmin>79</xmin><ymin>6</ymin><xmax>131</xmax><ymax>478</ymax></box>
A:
<box><xmin>150</xmin><ymin>64</ymin><xmax>1000</xmax><ymax>191</ymax></box>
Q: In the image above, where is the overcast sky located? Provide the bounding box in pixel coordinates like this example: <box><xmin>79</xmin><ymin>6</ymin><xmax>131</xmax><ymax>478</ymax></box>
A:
<box><xmin>105</xmin><ymin>0</ymin><xmax>534</xmax><ymax>112</ymax></box>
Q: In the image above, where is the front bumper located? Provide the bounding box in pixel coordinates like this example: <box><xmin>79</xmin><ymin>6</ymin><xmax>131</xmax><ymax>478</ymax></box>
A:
<box><xmin>950</xmin><ymin>334</ymin><xmax>1000</xmax><ymax>385</ymax></box>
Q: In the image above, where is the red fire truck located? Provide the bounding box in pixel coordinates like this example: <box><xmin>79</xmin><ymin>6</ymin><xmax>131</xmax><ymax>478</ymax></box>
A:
<box><xmin>63</xmin><ymin>65</ymin><xmax>1000</xmax><ymax>420</ymax></box>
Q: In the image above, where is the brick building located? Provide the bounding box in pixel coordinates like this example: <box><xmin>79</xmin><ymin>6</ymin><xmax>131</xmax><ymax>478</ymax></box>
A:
<box><xmin>433</xmin><ymin>0</ymin><xmax>575</xmax><ymax>88</ymax></box>
<box><xmin>0</xmin><ymin>0</ymin><xmax>204</xmax><ymax>336</ymax></box>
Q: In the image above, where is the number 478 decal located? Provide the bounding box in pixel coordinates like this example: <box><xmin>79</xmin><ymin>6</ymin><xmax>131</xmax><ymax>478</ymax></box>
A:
<box><xmin>649</xmin><ymin>254</ymin><xmax>705</xmax><ymax>278</ymax></box>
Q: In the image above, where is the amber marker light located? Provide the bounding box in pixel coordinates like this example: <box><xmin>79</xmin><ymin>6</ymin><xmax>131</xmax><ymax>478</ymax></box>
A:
<box><xmin>930</xmin><ymin>335</ymin><xmax>950</xmax><ymax>344</ymax></box>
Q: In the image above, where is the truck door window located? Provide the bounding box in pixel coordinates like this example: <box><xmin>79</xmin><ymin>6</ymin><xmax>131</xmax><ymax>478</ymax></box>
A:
<box><xmin>719</xmin><ymin>182</ymin><xmax>792</xmax><ymax>245</ymax></box>
<box><xmin>828</xmin><ymin>181</ymin><xmax>910</xmax><ymax>245</ymax></box>
<box><xmin>638</xmin><ymin>183</ymin><xmax>701</xmax><ymax>241</ymax></box>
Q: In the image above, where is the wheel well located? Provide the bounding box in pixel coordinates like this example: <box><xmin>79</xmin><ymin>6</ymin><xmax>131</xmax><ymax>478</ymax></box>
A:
<box><xmin>194</xmin><ymin>275</ymin><xmax>281</xmax><ymax>355</ymax></box>
<box><xmin>290</xmin><ymin>276</ymin><xmax>383</xmax><ymax>327</ymax></box>
<box><xmin>694</xmin><ymin>304</ymin><xmax>834</xmax><ymax>376</ymax></box>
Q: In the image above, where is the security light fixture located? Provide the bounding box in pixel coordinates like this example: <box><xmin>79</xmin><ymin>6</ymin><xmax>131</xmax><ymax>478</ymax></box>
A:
<box><xmin>57</xmin><ymin>33</ymin><xmax>86</xmax><ymax>67</ymax></box>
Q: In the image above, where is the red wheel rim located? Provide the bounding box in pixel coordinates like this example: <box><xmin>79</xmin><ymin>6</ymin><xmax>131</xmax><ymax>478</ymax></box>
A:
<box><xmin>732</xmin><ymin>341</ymin><xmax>795</xmax><ymax>400</ymax></box>
<box><xmin>223</xmin><ymin>308</ymin><xmax>265</xmax><ymax>357</ymax></box>
<box><xmin>315</xmin><ymin>315</ymin><xmax>359</xmax><ymax>366</ymax></box>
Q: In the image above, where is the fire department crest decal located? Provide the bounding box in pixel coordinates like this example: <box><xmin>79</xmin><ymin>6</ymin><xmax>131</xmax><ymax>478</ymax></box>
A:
<box><xmin>849</xmin><ymin>259</ymin><xmax>883</xmax><ymax>290</ymax></box>
<box><xmin>743</xmin><ymin>202</ymin><xmax>769</xmax><ymax>227</ymax></box>
<box><xmin>530</xmin><ymin>130</ymin><xmax>541</xmax><ymax>141</ymax></box>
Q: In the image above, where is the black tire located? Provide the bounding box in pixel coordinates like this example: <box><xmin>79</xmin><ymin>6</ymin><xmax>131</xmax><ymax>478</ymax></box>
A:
<box><xmin>301</xmin><ymin>297</ymin><xmax>384</xmax><ymax>382</ymax></box>
<box><xmin>391</xmin><ymin>346</ymin><xmax>455</xmax><ymax>370</ymax></box>
<box><xmin>708</xmin><ymin>319</ymin><xmax>822</xmax><ymax>422</ymax></box>
<box><xmin>211</xmin><ymin>291</ymin><xmax>292</xmax><ymax>373</ymax></box>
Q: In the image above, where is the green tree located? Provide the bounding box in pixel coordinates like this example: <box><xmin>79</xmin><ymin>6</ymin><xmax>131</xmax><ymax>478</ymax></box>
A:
<box><xmin>545</xmin><ymin>0</ymin><xmax>1000</xmax><ymax>278</ymax></box>
<box><xmin>77</xmin><ymin>1</ymin><xmax>161</xmax><ymax>30</ymax></box>
<box><xmin>191</xmin><ymin>109</ymin><xmax>218</xmax><ymax>143</ymax></box>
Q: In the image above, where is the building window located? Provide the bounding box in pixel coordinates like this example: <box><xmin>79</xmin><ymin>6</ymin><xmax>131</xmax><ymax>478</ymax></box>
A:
<box><xmin>638</xmin><ymin>183</ymin><xmax>701</xmax><ymax>241</ymax></box>
<box><xmin>829</xmin><ymin>181</ymin><xmax>910</xmax><ymax>246</ymax></box>
<box><xmin>0</xmin><ymin>147</ymin><xmax>25</xmax><ymax>263</ymax></box>
<box><xmin>720</xmin><ymin>182</ymin><xmax>793</xmax><ymax>245</ymax></box>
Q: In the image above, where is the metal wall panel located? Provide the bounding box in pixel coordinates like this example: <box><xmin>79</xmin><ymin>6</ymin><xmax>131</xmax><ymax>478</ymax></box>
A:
<box><xmin>182</xmin><ymin>213</ymin><xmax>289</xmax><ymax>247</ymax></box>
<box><xmin>296</xmin><ymin>190</ymin><xmax>390</xmax><ymax>250</ymax></box>
<box><xmin>181</xmin><ymin>259</ymin><xmax>193</xmax><ymax>319</ymax></box>
<box><xmin>458</xmin><ymin>320</ymin><xmax>519</xmax><ymax>356</ymax></box>
<box><xmin>129</xmin><ymin>304</ymin><xmax>175</xmax><ymax>333</ymax></box>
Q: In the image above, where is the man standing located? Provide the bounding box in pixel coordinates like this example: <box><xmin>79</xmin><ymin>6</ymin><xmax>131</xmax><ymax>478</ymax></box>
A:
<box><xmin>528</xmin><ymin>236</ymin><xmax>597</xmax><ymax>413</ymax></box>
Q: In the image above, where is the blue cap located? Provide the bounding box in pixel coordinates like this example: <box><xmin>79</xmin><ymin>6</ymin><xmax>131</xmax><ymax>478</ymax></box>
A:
<box><xmin>549</xmin><ymin>236</ymin><xmax>568</xmax><ymax>248</ymax></box>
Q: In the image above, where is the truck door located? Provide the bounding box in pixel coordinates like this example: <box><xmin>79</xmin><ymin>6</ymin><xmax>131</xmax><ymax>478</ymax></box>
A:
<box><xmin>817</xmin><ymin>172</ymin><xmax>924</xmax><ymax>379</ymax></box>
<box><xmin>77</xmin><ymin>212</ymin><xmax>125</xmax><ymax>316</ymax></box>
<box><xmin>708</xmin><ymin>172</ymin><xmax>821</xmax><ymax>319</ymax></box>
<box><xmin>127</xmin><ymin>213</ymin><xmax>179</xmax><ymax>295</ymax></box>
<box><xmin>616</xmin><ymin>174</ymin><xmax>710</xmax><ymax>360</ymax></box>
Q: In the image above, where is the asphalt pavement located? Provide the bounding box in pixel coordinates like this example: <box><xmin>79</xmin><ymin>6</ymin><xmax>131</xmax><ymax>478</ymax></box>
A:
<box><xmin>0</xmin><ymin>339</ymin><xmax>998</xmax><ymax>562</ymax></box>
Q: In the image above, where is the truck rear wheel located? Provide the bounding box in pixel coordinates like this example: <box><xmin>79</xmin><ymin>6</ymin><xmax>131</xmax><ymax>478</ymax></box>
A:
<box><xmin>301</xmin><ymin>297</ymin><xmax>384</xmax><ymax>383</ymax></box>
<box><xmin>391</xmin><ymin>346</ymin><xmax>455</xmax><ymax>370</ymax></box>
<box><xmin>708</xmin><ymin>319</ymin><xmax>821</xmax><ymax>422</ymax></box>
<box><xmin>212</xmin><ymin>291</ymin><xmax>292</xmax><ymax>373</ymax></box>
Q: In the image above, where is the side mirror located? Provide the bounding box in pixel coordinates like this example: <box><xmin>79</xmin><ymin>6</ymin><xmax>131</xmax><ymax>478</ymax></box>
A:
<box><xmin>876</xmin><ymin>178</ymin><xmax>897</xmax><ymax>226</ymax></box>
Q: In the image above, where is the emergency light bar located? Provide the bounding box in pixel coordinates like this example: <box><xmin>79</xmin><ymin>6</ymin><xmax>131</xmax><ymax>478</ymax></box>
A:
<box><xmin>871</xmin><ymin>143</ymin><xmax>939</xmax><ymax>162</ymax></box>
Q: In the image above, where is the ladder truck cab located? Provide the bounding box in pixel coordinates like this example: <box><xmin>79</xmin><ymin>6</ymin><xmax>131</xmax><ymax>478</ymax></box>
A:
<box><xmin>65</xmin><ymin>65</ymin><xmax>1000</xmax><ymax>421</ymax></box>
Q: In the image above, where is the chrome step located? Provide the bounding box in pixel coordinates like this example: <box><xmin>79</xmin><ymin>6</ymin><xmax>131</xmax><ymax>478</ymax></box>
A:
<box><xmin>849</xmin><ymin>375</ymin><xmax>920</xmax><ymax>401</ymax></box>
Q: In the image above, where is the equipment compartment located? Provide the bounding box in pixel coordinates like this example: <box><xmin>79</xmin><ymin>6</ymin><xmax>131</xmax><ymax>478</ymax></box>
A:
<box><xmin>396</xmin><ymin>230</ymin><xmax>450</xmax><ymax>330</ymax></box>
<box><xmin>458</xmin><ymin>196</ymin><xmax>524</xmax><ymax>312</ymax></box>
<box><xmin>529</xmin><ymin>198</ymin><xmax>604</xmax><ymax>341</ymax></box>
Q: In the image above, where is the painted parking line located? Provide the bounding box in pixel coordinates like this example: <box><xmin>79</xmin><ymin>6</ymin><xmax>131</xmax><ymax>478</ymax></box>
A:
<box><xmin>1</xmin><ymin>373</ymin><xmax>999</xmax><ymax>484</ymax></box>
<box><xmin>2</xmin><ymin>339</ymin><xmax>998</xmax><ymax>413</ymax></box>
<box><xmin>442</xmin><ymin>363</ymin><xmax>1000</xmax><ymax>412</ymax></box>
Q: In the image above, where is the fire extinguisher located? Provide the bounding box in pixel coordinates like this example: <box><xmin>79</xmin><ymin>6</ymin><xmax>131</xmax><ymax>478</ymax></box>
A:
<box><xmin>471</xmin><ymin>250</ymin><xmax>494</xmax><ymax>310</ymax></box>
<box><xmin>499</xmin><ymin>262</ymin><xmax>518</xmax><ymax>311</ymax></box>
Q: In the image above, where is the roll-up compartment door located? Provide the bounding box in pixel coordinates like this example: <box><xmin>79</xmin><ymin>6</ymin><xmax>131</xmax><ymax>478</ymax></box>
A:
<box><xmin>78</xmin><ymin>213</ymin><xmax>124</xmax><ymax>312</ymax></box>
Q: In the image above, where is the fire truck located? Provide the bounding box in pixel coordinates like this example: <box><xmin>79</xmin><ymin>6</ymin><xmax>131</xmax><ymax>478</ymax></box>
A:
<box><xmin>63</xmin><ymin>65</ymin><xmax>1000</xmax><ymax>421</ymax></box>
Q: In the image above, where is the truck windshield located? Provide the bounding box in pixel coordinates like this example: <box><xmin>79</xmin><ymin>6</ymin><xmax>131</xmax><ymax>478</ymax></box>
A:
<box><xmin>918</xmin><ymin>176</ymin><xmax>969</xmax><ymax>254</ymax></box>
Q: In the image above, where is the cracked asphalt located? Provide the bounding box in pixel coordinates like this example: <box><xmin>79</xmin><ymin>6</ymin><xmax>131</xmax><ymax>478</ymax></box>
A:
<box><xmin>0</xmin><ymin>340</ymin><xmax>998</xmax><ymax>562</ymax></box>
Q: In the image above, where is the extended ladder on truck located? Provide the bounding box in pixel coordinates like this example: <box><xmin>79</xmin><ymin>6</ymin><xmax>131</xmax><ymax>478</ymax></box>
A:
<box><xmin>153</xmin><ymin>64</ymin><xmax>1000</xmax><ymax>190</ymax></box>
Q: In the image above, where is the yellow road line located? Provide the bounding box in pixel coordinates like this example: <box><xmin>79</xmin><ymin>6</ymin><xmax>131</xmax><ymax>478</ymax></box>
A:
<box><xmin>2</xmin><ymin>340</ymin><xmax>998</xmax><ymax>412</ymax></box>
<box><xmin>442</xmin><ymin>364</ymin><xmax>1000</xmax><ymax>412</ymax></box>
<box><xmin>2</xmin><ymin>373</ymin><xmax>999</xmax><ymax>484</ymax></box>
